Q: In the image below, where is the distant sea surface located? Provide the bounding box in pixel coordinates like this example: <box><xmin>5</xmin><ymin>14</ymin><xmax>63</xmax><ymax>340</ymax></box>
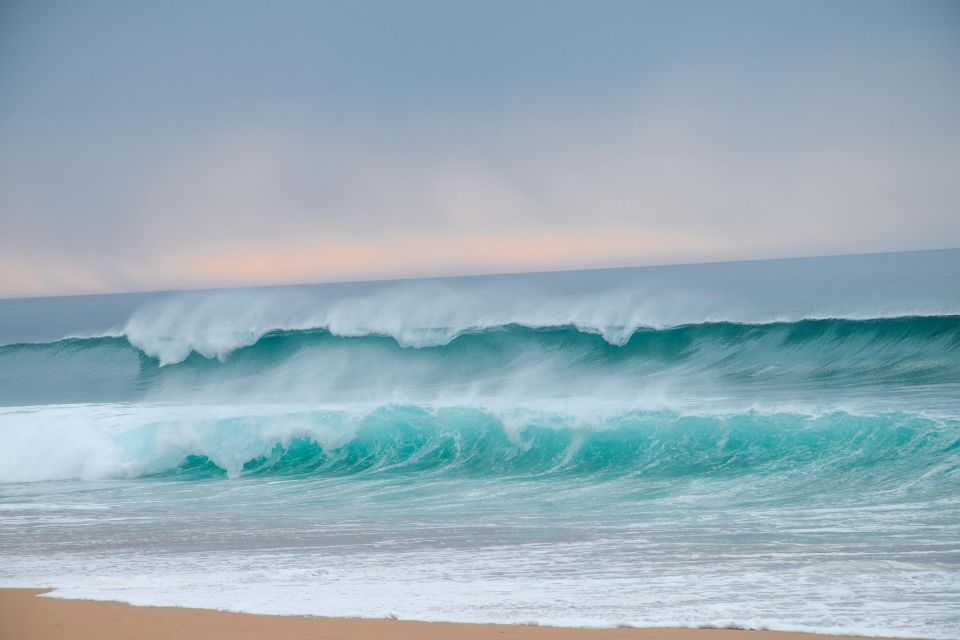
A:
<box><xmin>1</xmin><ymin>250</ymin><xmax>958</xmax><ymax>638</ymax></box>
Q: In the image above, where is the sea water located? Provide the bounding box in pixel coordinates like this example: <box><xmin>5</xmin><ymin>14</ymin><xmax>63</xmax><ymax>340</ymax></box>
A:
<box><xmin>1</xmin><ymin>250</ymin><xmax>958</xmax><ymax>637</ymax></box>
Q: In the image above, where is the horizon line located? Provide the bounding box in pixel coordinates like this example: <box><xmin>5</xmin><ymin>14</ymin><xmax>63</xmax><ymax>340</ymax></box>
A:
<box><xmin>2</xmin><ymin>245</ymin><xmax>957</xmax><ymax>303</ymax></box>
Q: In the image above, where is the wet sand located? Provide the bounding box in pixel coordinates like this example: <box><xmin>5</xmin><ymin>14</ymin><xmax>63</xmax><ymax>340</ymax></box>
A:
<box><xmin>0</xmin><ymin>588</ymin><xmax>887</xmax><ymax>640</ymax></box>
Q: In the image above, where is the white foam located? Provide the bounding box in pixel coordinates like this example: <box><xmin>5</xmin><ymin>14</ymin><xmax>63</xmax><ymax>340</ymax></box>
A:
<box><xmin>117</xmin><ymin>266</ymin><xmax>960</xmax><ymax>365</ymax></box>
<box><xmin>119</xmin><ymin>284</ymin><xmax>725</xmax><ymax>365</ymax></box>
<box><xmin>2</xmin><ymin>545</ymin><xmax>954</xmax><ymax>638</ymax></box>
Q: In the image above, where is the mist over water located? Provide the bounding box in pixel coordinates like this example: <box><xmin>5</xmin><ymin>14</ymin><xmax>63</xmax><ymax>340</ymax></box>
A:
<box><xmin>1</xmin><ymin>250</ymin><xmax>959</xmax><ymax>637</ymax></box>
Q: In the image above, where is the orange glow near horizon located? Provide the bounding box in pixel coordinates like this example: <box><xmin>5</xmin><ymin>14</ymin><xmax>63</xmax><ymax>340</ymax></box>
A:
<box><xmin>0</xmin><ymin>230</ymin><xmax>735</xmax><ymax>298</ymax></box>
<box><xmin>160</xmin><ymin>229</ymin><xmax>730</xmax><ymax>290</ymax></box>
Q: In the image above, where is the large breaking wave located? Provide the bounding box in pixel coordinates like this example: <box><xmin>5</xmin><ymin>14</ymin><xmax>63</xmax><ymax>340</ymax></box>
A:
<box><xmin>1</xmin><ymin>314</ymin><xmax>958</xmax><ymax>409</ymax></box>
<box><xmin>1</xmin><ymin>404</ymin><xmax>958</xmax><ymax>485</ymax></box>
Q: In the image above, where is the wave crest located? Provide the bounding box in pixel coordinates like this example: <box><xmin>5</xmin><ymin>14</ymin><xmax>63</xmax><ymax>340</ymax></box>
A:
<box><xmin>2</xmin><ymin>314</ymin><xmax>959</xmax><ymax>409</ymax></box>
<box><xmin>116</xmin><ymin>287</ymin><xmax>960</xmax><ymax>365</ymax></box>
<box><xmin>1</xmin><ymin>405</ymin><xmax>957</xmax><ymax>484</ymax></box>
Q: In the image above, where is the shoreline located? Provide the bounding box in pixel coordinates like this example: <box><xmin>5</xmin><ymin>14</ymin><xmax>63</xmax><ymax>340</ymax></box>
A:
<box><xmin>0</xmin><ymin>588</ymin><xmax>899</xmax><ymax>640</ymax></box>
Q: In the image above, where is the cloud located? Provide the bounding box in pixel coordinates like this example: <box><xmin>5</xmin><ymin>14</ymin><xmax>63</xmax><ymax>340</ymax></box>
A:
<box><xmin>0</xmin><ymin>3</ymin><xmax>958</xmax><ymax>297</ymax></box>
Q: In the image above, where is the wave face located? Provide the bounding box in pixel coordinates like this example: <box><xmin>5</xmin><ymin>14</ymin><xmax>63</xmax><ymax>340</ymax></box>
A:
<box><xmin>2</xmin><ymin>252</ymin><xmax>960</xmax><ymax>637</ymax></box>
<box><xmin>2</xmin><ymin>315</ymin><xmax>958</xmax><ymax>410</ymax></box>
<box><xmin>1</xmin><ymin>404</ymin><xmax>957</xmax><ymax>484</ymax></box>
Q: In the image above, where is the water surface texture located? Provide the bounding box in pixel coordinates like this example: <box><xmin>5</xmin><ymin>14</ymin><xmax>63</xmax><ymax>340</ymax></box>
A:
<box><xmin>1</xmin><ymin>250</ymin><xmax>959</xmax><ymax>638</ymax></box>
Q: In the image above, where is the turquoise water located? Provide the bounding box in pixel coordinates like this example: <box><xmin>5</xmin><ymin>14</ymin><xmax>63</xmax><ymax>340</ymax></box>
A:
<box><xmin>1</xmin><ymin>251</ymin><xmax>959</xmax><ymax>637</ymax></box>
<box><xmin>3</xmin><ymin>317</ymin><xmax>959</xmax><ymax>410</ymax></box>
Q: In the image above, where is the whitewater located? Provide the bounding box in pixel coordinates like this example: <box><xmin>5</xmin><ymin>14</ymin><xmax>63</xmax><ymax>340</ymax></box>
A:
<box><xmin>1</xmin><ymin>250</ymin><xmax>959</xmax><ymax>638</ymax></box>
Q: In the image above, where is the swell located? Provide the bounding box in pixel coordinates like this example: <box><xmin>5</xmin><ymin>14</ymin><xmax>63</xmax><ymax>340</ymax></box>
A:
<box><xmin>1</xmin><ymin>406</ymin><xmax>958</xmax><ymax>487</ymax></box>
<box><xmin>10</xmin><ymin>313</ymin><xmax>960</xmax><ymax>354</ymax></box>
<box><xmin>118</xmin><ymin>312</ymin><xmax>960</xmax><ymax>363</ymax></box>
<box><xmin>1</xmin><ymin>316</ymin><xmax>958</xmax><ymax>408</ymax></box>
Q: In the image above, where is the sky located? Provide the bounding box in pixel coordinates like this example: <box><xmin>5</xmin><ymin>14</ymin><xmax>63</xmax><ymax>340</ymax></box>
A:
<box><xmin>0</xmin><ymin>0</ymin><xmax>958</xmax><ymax>298</ymax></box>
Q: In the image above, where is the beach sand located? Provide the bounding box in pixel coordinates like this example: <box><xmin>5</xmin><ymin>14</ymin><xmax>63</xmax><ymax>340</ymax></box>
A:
<box><xmin>0</xmin><ymin>588</ymin><xmax>886</xmax><ymax>640</ymax></box>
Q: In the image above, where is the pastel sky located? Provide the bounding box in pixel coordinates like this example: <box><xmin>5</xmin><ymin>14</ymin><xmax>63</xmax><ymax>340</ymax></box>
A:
<box><xmin>1</xmin><ymin>0</ymin><xmax>958</xmax><ymax>297</ymax></box>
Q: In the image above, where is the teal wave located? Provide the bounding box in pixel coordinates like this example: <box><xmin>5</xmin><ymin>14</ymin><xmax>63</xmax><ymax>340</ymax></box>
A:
<box><xmin>1</xmin><ymin>315</ymin><xmax>959</xmax><ymax>407</ymax></box>
<box><xmin>123</xmin><ymin>408</ymin><xmax>960</xmax><ymax>490</ymax></box>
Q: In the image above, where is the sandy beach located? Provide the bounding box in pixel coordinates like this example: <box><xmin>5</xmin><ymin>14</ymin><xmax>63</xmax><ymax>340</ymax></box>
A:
<box><xmin>0</xmin><ymin>588</ymin><xmax>891</xmax><ymax>640</ymax></box>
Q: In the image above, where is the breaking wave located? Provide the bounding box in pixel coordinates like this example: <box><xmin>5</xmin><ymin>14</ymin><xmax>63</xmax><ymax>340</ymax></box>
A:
<box><xmin>1</xmin><ymin>314</ymin><xmax>958</xmax><ymax>408</ymax></box>
<box><xmin>1</xmin><ymin>405</ymin><xmax>957</xmax><ymax>485</ymax></box>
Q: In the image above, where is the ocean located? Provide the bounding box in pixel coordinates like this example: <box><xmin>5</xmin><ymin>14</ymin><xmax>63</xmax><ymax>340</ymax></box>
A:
<box><xmin>1</xmin><ymin>249</ymin><xmax>958</xmax><ymax>638</ymax></box>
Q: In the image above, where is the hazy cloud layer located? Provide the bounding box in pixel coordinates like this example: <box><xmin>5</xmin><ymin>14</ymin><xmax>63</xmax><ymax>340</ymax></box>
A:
<box><xmin>1</xmin><ymin>0</ymin><xmax>958</xmax><ymax>296</ymax></box>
